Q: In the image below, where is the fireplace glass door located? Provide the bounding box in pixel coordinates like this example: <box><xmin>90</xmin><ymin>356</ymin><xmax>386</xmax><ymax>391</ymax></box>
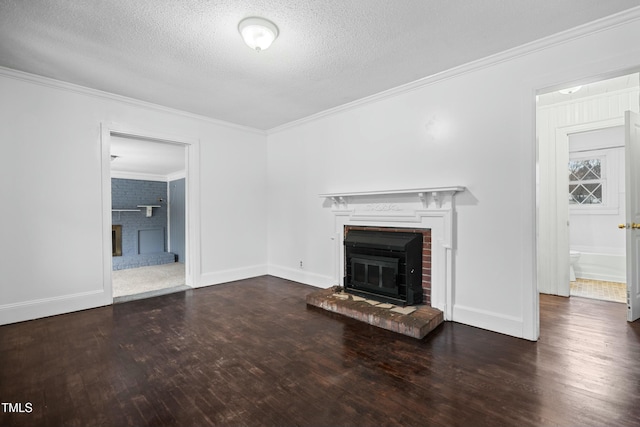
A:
<box><xmin>350</xmin><ymin>254</ymin><xmax>399</xmax><ymax>297</ymax></box>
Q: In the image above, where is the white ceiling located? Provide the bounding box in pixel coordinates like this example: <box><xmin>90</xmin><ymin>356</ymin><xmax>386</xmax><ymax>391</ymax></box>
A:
<box><xmin>110</xmin><ymin>135</ymin><xmax>186</xmax><ymax>178</ymax></box>
<box><xmin>1</xmin><ymin>1</ymin><xmax>639</xmax><ymax>131</ymax></box>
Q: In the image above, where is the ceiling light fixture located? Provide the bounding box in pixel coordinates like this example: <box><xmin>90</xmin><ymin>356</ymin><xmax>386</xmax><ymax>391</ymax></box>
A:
<box><xmin>558</xmin><ymin>86</ymin><xmax>582</xmax><ymax>95</ymax></box>
<box><xmin>238</xmin><ymin>17</ymin><xmax>279</xmax><ymax>52</ymax></box>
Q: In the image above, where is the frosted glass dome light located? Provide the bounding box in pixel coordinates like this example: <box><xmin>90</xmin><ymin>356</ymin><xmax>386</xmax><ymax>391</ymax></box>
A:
<box><xmin>558</xmin><ymin>86</ymin><xmax>582</xmax><ymax>95</ymax></box>
<box><xmin>238</xmin><ymin>17</ymin><xmax>279</xmax><ymax>52</ymax></box>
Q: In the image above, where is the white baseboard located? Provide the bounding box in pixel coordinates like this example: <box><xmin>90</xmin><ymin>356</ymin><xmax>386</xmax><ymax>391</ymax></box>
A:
<box><xmin>574</xmin><ymin>252</ymin><xmax>626</xmax><ymax>283</ymax></box>
<box><xmin>0</xmin><ymin>290</ymin><xmax>108</xmax><ymax>326</ymax></box>
<box><xmin>452</xmin><ymin>304</ymin><xmax>526</xmax><ymax>339</ymax></box>
<box><xmin>198</xmin><ymin>264</ymin><xmax>268</xmax><ymax>287</ymax></box>
<box><xmin>267</xmin><ymin>264</ymin><xmax>335</xmax><ymax>288</ymax></box>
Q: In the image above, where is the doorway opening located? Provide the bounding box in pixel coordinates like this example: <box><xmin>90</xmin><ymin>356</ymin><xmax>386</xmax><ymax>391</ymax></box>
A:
<box><xmin>537</xmin><ymin>72</ymin><xmax>639</xmax><ymax>312</ymax></box>
<box><xmin>110</xmin><ymin>134</ymin><xmax>187</xmax><ymax>302</ymax></box>
<box><xmin>101</xmin><ymin>125</ymin><xmax>200</xmax><ymax>304</ymax></box>
<box><xmin>565</xmin><ymin>126</ymin><xmax>626</xmax><ymax>304</ymax></box>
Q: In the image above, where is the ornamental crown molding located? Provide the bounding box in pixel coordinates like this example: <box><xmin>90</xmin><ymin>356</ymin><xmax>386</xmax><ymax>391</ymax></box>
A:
<box><xmin>268</xmin><ymin>6</ymin><xmax>640</xmax><ymax>135</ymax></box>
<box><xmin>0</xmin><ymin>66</ymin><xmax>266</xmax><ymax>136</ymax></box>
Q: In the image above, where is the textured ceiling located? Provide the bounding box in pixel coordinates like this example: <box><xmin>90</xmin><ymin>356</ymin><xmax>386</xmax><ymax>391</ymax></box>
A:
<box><xmin>1</xmin><ymin>0</ymin><xmax>639</xmax><ymax>130</ymax></box>
<box><xmin>110</xmin><ymin>135</ymin><xmax>185</xmax><ymax>177</ymax></box>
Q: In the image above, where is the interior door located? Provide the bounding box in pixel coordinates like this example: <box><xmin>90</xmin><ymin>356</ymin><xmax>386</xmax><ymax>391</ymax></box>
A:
<box><xmin>625</xmin><ymin>110</ymin><xmax>640</xmax><ymax>322</ymax></box>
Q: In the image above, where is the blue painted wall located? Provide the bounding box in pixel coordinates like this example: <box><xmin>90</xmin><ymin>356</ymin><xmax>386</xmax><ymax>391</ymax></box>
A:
<box><xmin>112</xmin><ymin>178</ymin><xmax>171</xmax><ymax>269</ymax></box>
<box><xmin>169</xmin><ymin>178</ymin><xmax>186</xmax><ymax>263</ymax></box>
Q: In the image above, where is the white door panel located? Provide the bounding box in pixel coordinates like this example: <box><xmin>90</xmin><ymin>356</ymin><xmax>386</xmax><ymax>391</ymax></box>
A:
<box><xmin>625</xmin><ymin>111</ymin><xmax>640</xmax><ymax>322</ymax></box>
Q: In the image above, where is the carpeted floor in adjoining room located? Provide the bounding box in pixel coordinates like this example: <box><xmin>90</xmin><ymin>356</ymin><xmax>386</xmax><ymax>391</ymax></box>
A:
<box><xmin>112</xmin><ymin>262</ymin><xmax>186</xmax><ymax>298</ymax></box>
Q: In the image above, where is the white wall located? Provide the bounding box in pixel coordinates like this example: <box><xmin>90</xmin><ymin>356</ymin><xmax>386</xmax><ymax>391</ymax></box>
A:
<box><xmin>267</xmin><ymin>13</ymin><xmax>640</xmax><ymax>340</ymax></box>
<box><xmin>0</xmin><ymin>71</ymin><xmax>268</xmax><ymax>325</ymax></box>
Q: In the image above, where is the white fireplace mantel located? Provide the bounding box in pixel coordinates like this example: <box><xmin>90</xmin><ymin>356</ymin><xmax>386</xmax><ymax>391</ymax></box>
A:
<box><xmin>320</xmin><ymin>186</ymin><xmax>465</xmax><ymax>211</ymax></box>
<box><xmin>320</xmin><ymin>186</ymin><xmax>465</xmax><ymax>321</ymax></box>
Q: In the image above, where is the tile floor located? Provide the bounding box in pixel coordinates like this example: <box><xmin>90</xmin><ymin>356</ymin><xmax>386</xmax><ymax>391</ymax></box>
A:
<box><xmin>570</xmin><ymin>278</ymin><xmax>626</xmax><ymax>303</ymax></box>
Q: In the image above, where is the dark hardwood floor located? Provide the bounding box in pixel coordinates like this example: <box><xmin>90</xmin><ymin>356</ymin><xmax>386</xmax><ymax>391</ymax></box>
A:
<box><xmin>1</xmin><ymin>275</ymin><xmax>639</xmax><ymax>426</ymax></box>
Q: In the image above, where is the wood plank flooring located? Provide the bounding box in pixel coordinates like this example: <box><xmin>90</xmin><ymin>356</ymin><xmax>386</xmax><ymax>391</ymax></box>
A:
<box><xmin>1</xmin><ymin>276</ymin><xmax>639</xmax><ymax>426</ymax></box>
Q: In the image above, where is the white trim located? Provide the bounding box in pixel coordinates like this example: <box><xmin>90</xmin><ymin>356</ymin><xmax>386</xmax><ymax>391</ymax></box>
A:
<box><xmin>267</xmin><ymin>264</ymin><xmax>335</xmax><ymax>288</ymax></box>
<box><xmin>268</xmin><ymin>7</ymin><xmax>640</xmax><ymax>134</ymax></box>
<box><xmin>521</xmin><ymin>85</ymin><xmax>539</xmax><ymax>341</ymax></box>
<box><xmin>559</xmin><ymin>118</ymin><xmax>625</xmax><ymax>134</ymax></box>
<box><xmin>0</xmin><ymin>66</ymin><xmax>266</xmax><ymax>136</ymax></box>
<box><xmin>0</xmin><ymin>290</ymin><xmax>107</xmax><ymax>325</ymax></box>
<box><xmin>198</xmin><ymin>264</ymin><xmax>268</xmax><ymax>287</ymax></box>
<box><xmin>185</xmin><ymin>140</ymin><xmax>201</xmax><ymax>289</ymax></box>
<box><xmin>110</xmin><ymin>170</ymin><xmax>170</xmax><ymax>182</ymax></box>
<box><xmin>319</xmin><ymin>186</ymin><xmax>465</xmax><ymax>198</ymax></box>
<box><xmin>167</xmin><ymin>170</ymin><xmax>187</xmax><ymax>182</ymax></box>
<box><xmin>322</xmin><ymin>187</ymin><xmax>464</xmax><ymax>212</ymax></box>
<box><xmin>107</xmin><ymin>125</ymin><xmax>198</xmax><ymax>147</ymax></box>
<box><xmin>452</xmin><ymin>304</ymin><xmax>524</xmax><ymax>338</ymax></box>
<box><xmin>101</xmin><ymin>124</ymin><xmax>113</xmax><ymax>305</ymax></box>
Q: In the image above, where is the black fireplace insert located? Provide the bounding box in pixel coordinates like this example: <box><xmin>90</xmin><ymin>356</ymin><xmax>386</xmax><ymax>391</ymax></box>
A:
<box><xmin>344</xmin><ymin>229</ymin><xmax>422</xmax><ymax>306</ymax></box>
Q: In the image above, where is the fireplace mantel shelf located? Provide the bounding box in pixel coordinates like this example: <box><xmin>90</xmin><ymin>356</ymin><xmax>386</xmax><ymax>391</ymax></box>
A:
<box><xmin>320</xmin><ymin>186</ymin><xmax>465</xmax><ymax>210</ymax></box>
<box><xmin>320</xmin><ymin>186</ymin><xmax>465</xmax><ymax>198</ymax></box>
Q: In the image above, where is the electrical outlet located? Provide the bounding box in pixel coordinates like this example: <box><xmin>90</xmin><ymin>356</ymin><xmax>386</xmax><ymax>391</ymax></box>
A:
<box><xmin>299</xmin><ymin>260</ymin><xmax>303</xmax><ymax>269</ymax></box>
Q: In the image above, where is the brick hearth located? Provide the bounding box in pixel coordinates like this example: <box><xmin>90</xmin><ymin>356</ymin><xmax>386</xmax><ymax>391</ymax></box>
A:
<box><xmin>306</xmin><ymin>287</ymin><xmax>443</xmax><ymax>339</ymax></box>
